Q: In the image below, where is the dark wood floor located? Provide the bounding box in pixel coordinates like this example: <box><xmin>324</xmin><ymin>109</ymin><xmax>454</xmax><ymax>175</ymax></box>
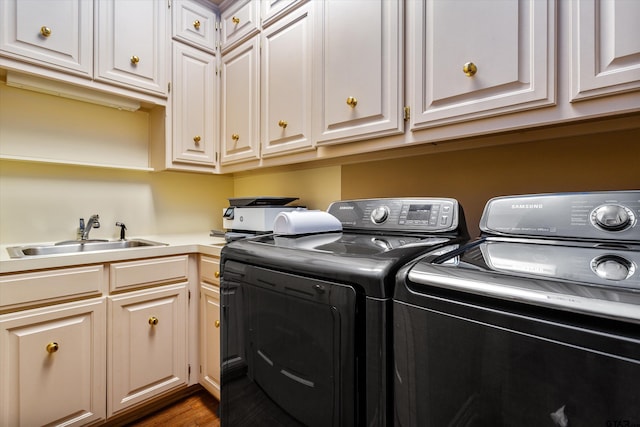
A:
<box><xmin>126</xmin><ymin>389</ymin><xmax>220</xmax><ymax>427</ymax></box>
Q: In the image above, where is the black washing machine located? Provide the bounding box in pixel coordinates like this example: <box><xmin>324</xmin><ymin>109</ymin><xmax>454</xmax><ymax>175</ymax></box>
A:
<box><xmin>220</xmin><ymin>198</ymin><xmax>469</xmax><ymax>426</ymax></box>
<box><xmin>394</xmin><ymin>191</ymin><xmax>640</xmax><ymax>427</ymax></box>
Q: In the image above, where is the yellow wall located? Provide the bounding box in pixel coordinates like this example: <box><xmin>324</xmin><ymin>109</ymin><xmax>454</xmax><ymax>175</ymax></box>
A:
<box><xmin>0</xmin><ymin>84</ymin><xmax>150</xmax><ymax>169</ymax></box>
<box><xmin>233</xmin><ymin>165</ymin><xmax>342</xmax><ymax>210</ymax></box>
<box><xmin>0</xmin><ymin>160</ymin><xmax>232</xmax><ymax>244</ymax></box>
<box><xmin>342</xmin><ymin>128</ymin><xmax>640</xmax><ymax>237</ymax></box>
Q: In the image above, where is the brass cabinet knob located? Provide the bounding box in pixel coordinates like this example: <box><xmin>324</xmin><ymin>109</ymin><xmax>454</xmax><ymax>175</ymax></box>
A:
<box><xmin>346</xmin><ymin>96</ymin><xmax>358</xmax><ymax>108</ymax></box>
<box><xmin>149</xmin><ymin>316</ymin><xmax>159</xmax><ymax>326</ymax></box>
<box><xmin>232</xmin><ymin>16</ymin><xmax>240</xmax><ymax>25</ymax></box>
<box><xmin>46</xmin><ymin>342</ymin><xmax>59</xmax><ymax>354</ymax></box>
<box><xmin>215</xmin><ymin>320</ymin><xmax>220</xmax><ymax>328</ymax></box>
<box><xmin>278</xmin><ymin>120</ymin><xmax>288</xmax><ymax>129</ymax></box>
<box><xmin>130</xmin><ymin>55</ymin><xmax>140</xmax><ymax>65</ymax></box>
<box><xmin>214</xmin><ymin>271</ymin><xmax>220</xmax><ymax>278</ymax></box>
<box><xmin>40</xmin><ymin>26</ymin><xmax>52</xmax><ymax>37</ymax></box>
<box><xmin>193</xmin><ymin>135</ymin><xmax>201</xmax><ymax>144</ymax></box>
<box><xmin>231</xmin><ymin>133</ymin><xmax>240</xmax><ymax>141</ymax></box>
<box><xmin>462</xmin><ymin>62</ymin><xmax>477</xmax><ymax>77</ymax></box>
<box><xmin>193</xmin><ymin>20</ymin><xmax>201</xmax><ymax>30</ymax></box>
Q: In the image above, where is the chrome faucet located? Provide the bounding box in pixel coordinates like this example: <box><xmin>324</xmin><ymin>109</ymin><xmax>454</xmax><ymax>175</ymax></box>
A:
<box><xmin>79</xmin><ymin>214</ymin><xmax>100</xmax><ymax>240</ymax></box>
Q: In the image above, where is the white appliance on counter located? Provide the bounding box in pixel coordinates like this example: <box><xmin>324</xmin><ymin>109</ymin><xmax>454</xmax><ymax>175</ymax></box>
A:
<box><xmin>222</xmin><ymin>197</ymin><xmax>305</xmax><ymax>241</ymax></box>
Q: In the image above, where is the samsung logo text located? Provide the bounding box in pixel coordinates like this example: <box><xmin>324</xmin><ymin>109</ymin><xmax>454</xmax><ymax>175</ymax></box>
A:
<box><xmin>511</xmin><ymin>204</ymin><xmax>543</xmax><ymax>209</ymax></box>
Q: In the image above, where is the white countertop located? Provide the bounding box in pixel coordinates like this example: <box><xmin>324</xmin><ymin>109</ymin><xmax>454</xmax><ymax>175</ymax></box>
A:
<box><xmin>0</xmin><ymin>233</ymin><xmax>227</xmax><ymax>274</ymax></box>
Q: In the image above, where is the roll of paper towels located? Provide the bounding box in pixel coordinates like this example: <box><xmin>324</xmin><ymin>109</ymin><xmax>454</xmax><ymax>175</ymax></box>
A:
<box><xmin>273</xmin><ymin>210</ymin><xmax>343</xmax><ymax>235</ymax></box>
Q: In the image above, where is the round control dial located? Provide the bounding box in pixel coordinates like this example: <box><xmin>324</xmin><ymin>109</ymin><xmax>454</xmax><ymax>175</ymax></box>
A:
<box><xmin>591</xmin><ymin>255</ymin><xmax>635</xmax><ymax>281</ymax></box>
<box><xmin>370</xmin><ymin>206</ymin><xmax>390</xmax><ymax>224</ymax></box>
<box><xmin>591</xmin><ymin>204</ymin><xmax>635</xmax><ymax>232</ymax></box>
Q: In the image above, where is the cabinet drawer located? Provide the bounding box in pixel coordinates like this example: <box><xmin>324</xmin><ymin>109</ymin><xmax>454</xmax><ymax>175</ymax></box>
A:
<box><xmin>173</xmin><ymin>0</ymin><xmax>218</xmax><ymax>53</ymax></box>
<box><xmin>109</xmin><ymin>255</ymin><xmax>189</xmax><ymax>292</ymax></box>
<box><xmin>200</xmin><ymin>255</ymin><xmax>220</xmax><ymax>286</ymax></box>
<box><xmin>0</xmin><ymin>265</ymin><xmax>103</xmax><ymax>312</ymax></box>
<box><xmin>220</xmin><ymin>0</ymin><xmax>259</xmax><ymax>53</ymax></box>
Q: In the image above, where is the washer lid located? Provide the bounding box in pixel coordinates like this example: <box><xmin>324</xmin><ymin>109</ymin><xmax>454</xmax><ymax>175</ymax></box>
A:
<box><xmin>222</xmin><ymin>232</ymin><xmax>463</xmax><ymax>298</ymax></box>
<box><xmin>406</xmin><ymin>240</ymin><xmax>640</xmax><ymax>323</ymax></box>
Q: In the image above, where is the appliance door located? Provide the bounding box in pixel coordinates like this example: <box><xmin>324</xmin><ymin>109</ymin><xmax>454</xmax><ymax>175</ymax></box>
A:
<box><xmin>393</xmin><ymin>285</ymin><xmax>640</xmax><ymax>427</ymax></box>
<box><xmin>221</xmin><ymin>260</ymin><xmax>360</xmax><ymax>427</ymax></box>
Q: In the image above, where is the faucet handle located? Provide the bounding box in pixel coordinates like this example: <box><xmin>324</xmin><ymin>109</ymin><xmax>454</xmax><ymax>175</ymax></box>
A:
<box><xmin>116</xmin><ymin>222</ymin><xmax>127</xmax><ymax>240</ymax></box>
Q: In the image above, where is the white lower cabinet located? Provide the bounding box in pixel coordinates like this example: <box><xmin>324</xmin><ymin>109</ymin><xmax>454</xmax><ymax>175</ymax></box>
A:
<box><xmin>0</xmin><ymin>253</ymin><xmax>194</xmax><ymax>426</ymax></box>
<box><xmin>200</xmin><ymin>284</ymin><xmax>221</xmax><ymax>399</ymax></box>
<box><xmin>0</xmin><ymin>298</ymin><xmax>107</xmax><ymax>427</ymax></box>
<box><xmin>108</xmin><ymin>283</ymin><xmax>188</xmax><ymax>416</ymax></box>
<box><xmin>199</xmin><ymin>255</ymin><xmax>221</xmax><ymax>399</ymax></box>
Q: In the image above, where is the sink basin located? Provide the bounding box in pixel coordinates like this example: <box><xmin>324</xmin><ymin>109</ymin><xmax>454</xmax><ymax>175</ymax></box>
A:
<box><xmin>7</xmin><ymin>239</ymin><xmax>167</xmax><ymax>258</ymax></box>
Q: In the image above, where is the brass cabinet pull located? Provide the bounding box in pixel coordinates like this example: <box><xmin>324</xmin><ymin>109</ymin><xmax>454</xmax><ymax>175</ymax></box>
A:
<box><xmin>46</xmin><ymin>342</ymin><xmax>59</xmax><ymax>353</ymax></box>
<box><xmin>214</xmin><ymin>271</ymin><xmax>220</xmax><ymax>278</ymax></box>
<box><xmin>232</xmin><ymin>16</ymin><xmax>240</xmax><ymax>25</ymax></box>
<box><xmin>193</xmin><ymin>20</ymin><xmax>201</xmax><ymax>30</ymax></box>
<box><xmin>193</xmin><ymin>135</ymin><xmax>201</xmax><ymax>144</ymax></box>
<box><xmin>149</xmin><ymin>316</ymin><xmax>159</xmax><ymax>326</ymax></box>
<box><xmin>346</xmin><ymin>96</ymin><xmax>357</xmax><ymax>108</ymax></box>
<box><xmin>130</xmin><ymin>55</ymin><xmax>140</xmax><ymax>65</ymax></box>
<box><xmin>215</xmin><ymin>320</ymin><xmax>220</xmax><ymax>328</ymax></box>
<box><xmin>40</xmin><ymin>26</ymin><xmax>52</xmax><ymax>37</ymax></box>
<box><xmin>231</xmin><ymin>133</ymin><xmax>240</xmax><ymax>141</ymax></box>
<box><xmin>462</xmin><ymin>62</ymin><xmax>477</xmax><ymax>77</ymax></box>
<box><xmin>278</xmin><ymin>120</ymin><xmax>288</xmax><ymax>129</ymax></box>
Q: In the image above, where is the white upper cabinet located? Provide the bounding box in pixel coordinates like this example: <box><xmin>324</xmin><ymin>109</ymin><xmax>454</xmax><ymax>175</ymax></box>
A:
<box><xmin>96</xmin><ymin>0</ymin><xmax>169</xmax><ymax>96</ymax></box>
<box><xmin>0</xmin><ymin>0</ymin><xmax>93</xmax><ymax>77</ymax></box>
<box><xmin>172</xmin><ymin>0</ymin><xmax>218</xmax><ymax>54</ymax></box>
<box><xmin>220</xmin><ymin>36</ymin><xmax>261</xmax><ymax>164</ymax></box>
<box><xmin>261</xmin><ymin>0</ymin><xmax>307</xmax><ymax>28</ymax></box>
<box><xmin>172</xmin><ymin>42</ymin><xmax>217</xmax><ymax>167</ymax></box>
<box><xmin>261</xmin><ymin>4</ymin><xmax>314</xmax><ymax>157</ymax></box>
<box><xmin>570</xmin><ymin>0</ymin><xmax>640</xmax><ymax>101</ymax></box>
<box><xmin>313</xmin><ymin>0</ymin><xmax>404</xmax><ymax>145</ymax></box>
<box><xmin>220</xmin><ymin>0</ymin><xmax>259</xmax><ymax>53</ymax></box>
<box><xmin>409</xmin><ymin>0</ymin><xmax>556</xmax><ymax>130</ymax></box>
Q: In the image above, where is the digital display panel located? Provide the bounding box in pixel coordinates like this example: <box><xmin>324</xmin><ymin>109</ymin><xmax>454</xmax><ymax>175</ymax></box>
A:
<box><xmin>407</xmin><ymin>204</ymin><xmax>433</xmax><ymax>220</ymax></box>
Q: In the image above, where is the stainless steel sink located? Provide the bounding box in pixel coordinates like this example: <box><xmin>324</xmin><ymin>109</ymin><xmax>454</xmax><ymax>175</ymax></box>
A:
<box><xmin>7</xmin><ymin>239</ymin><xmax>167</xmax><ymax>258</ymax></box>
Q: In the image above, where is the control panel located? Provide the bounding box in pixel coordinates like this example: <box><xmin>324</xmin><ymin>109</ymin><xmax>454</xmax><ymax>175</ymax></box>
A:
<box><xmin>480</xmin><ymin>191</ymin><xmax>640</xmax><ymax>241</ymax></box>
<box><xmin>483</xmin><ymin>242</ymin><xmax>640</xmax><ymax>289</ymax></box>
<box><xmin>327</xmin><ymin>198</ymin><xmax>463</xmax><ymax>233</ymax></box>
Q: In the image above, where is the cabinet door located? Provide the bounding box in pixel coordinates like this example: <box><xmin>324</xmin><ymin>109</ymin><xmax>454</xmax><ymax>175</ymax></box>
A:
<box><xmin>108</xmin><ymin>284</ymin><xmax>187</xmax><ymax>416</ymax></box>
<box><xmin>96</xmin><ymin>0</ymin><xmax>168</xmax><ymax>95</ymax></box>
<box><xmin>172</xmin><ymin>0</ymin><xmax>218</xmax><ymax>54</ymax></box>
<box><xmin>262</xmin><ymin>0</ymin><xmax>307</xmax><ymax>28</ymax></box>
<box><xmin>0</xmin><ymin>298</ymin><xmax>106</xmax><ymax>427</ymax></box>
<box><xmin>0</xmin><ymin>0</ymin><xmax>93</xmax><ymax>76</ymax></box>
<box><xmin>200</xmin><ymin>284</ymin><xmax>221</xmax><ymax>399</ymax></box>
<box><xmin>261</xmin><ymin>4</ymin><xmax>314</xmax><ymax>157</ymax></box>
<box><xmin>220</xmin><ymin>37</ymin><xmax>261</xmax><ymax>164</ymax></box>
<box><xmin>172</xmin><ymin>42</ymin><xmax>217</xmax><ymax>167</ymax></box>
<box><xmin>409</xmin><ymin>0</ymin><xmax>555</xmax><ymax>129</ymax></box>
<box><xmin>313</xmin><ymin>0</ymin><xmax>403</xmax><ymax>145</ymax></box>
<box><xmin>570</xmin><ymin>0</ymin><xmax>640</xmax><ymax>101</ymax></box>
<box><xmin>220</xmin><ymin>0</ymin><xmax>259</xmax><ymax>53</ymax></box>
